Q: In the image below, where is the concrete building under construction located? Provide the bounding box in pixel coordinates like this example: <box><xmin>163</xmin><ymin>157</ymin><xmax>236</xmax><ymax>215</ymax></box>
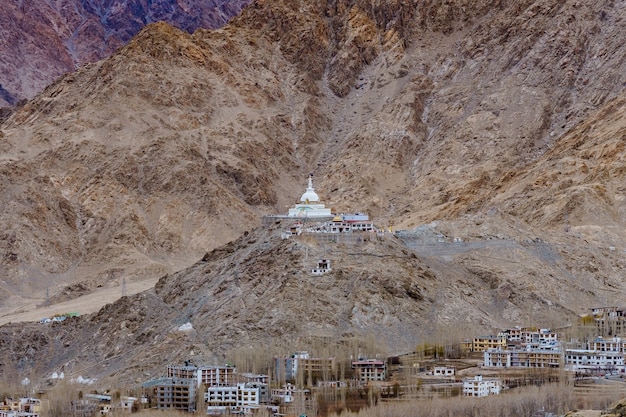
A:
<box><xmin>142</xmin><ymin>377</ymin><xmax>196</xmax><ymax>412</ymax></box>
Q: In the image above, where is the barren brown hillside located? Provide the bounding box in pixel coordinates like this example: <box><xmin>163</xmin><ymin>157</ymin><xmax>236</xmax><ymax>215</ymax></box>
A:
<box><xmin>0</xmin><ymin>221</ymin><xmax>619</xmax><ymax>385</ymax></box>
<box><xmin>1</xmin><ymin>0</ymin><xmax>626</xmax><ymax>384</ymax></box>
<box><xmin>0</xmin><ymin>0</ymin><xmax>251</xmax><ymax>106</ymax></box>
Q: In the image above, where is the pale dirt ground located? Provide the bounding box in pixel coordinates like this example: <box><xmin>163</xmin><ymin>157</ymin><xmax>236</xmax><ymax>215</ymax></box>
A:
<box><xmin>0</xmin><ymin>277</ymin><xmax>158</xmax><ymax>325</ymax></box>
<box><xmin>567</xmin><ymin>412</ymin><xmax>601</xmax><ymax>417</ymax></box>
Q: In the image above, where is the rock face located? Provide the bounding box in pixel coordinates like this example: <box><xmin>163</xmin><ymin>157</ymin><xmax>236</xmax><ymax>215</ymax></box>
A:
<box><xmin>1</xmin><ymin>0</ymin><xmax>626</xmax><ymax>383</ymax></box>
<box><xmin>0</xmin><ymin>0</ymin><xmax>251</xmax><ymax>106</ymax></box>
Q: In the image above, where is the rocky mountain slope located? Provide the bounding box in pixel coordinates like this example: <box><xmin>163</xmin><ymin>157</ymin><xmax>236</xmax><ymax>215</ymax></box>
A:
<box><xmin>0</xmin><ymin>0</ymin><xmax>251</xmax><ymax>106</ymax></box>
<box><xmin>1</xmin><ymin>0</ymin><xmax>626</xmax><ymax>384</ymax></box>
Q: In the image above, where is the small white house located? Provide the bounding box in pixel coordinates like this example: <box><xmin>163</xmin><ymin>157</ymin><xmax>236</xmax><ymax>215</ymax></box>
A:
<box><xmin>270</xmin><ymin>383</ymin><xmax>309</xmax><ymax>404</ymax></box>
<box><xmin>119</xmin><ymin>397</ymin><xmax>137</xmax><ymax>411</ymax></box>
<box><xmin>433</xmin><ymin>366</ymin><xmax>455</xmax><ymax>376</ymax></box>
<box><xmin>462</xmin><ymin>375</ymin><xmax>501</xmax><ymax>397</ymax></box>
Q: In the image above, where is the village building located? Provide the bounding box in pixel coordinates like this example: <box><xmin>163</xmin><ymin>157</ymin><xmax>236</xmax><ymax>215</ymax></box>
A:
<box><xmin>564</xmin><ymin>349</ymin><xmax>626</xmax><ymax>373</ymax></box>
<box><xmin>67</xmin><ymin>393</ymin><xmax>135</xmax><ymax>415</ymax></box>
<box><xmin>432</xmin><ymin>366</ymin><xmax>455</xmax><ymax>376</ymax></box>
<box><xmin>281</xmin><ymin>222</ymin><xmax>304</xmax><ymax>239</ymax></box>
<box><xmin>84</xmin><ymin>394</ymin><xmax>112</xmax><ymax>414</ymax></box>
<box><xmin>317</xmin><ymin>380</ymin><xmax>348</xmax><ymax>388</ymax></box>
<box><xmin>198</xmin><ymin>365</ymin><xmax>237</xmax><ymax>387</ymax></box>
<box><xmin>327</xmin><ymin>213</ymin><xmax>375</xmax><ymax>233</ymax></box>
<box><xmin>270</xmin><ymin>383</ymin><xmax>310</xmax><ymax>404</ymax></box>
<box><xmin>483</xmin><ymin>346</ymin><xmax>563</xmax><ymax>368</ymax></box>
<box><xmin>462</xmin><ymin>375</ymin><xmax>502</xmax><ymax>397</ymax></box>
<box><xmin>145</xmin><ymin>363</ymin><xmax>272</xmax><ymax>413</ymax></box>
<box><xmin>166</xmin><ymin>363</ymin><xmax>237</xmax><ymax>388</ymax></box>
<box><xmin>501</xmin><ymin>327</ymin><xmax>558</xmax><ymax>348</ymax></box>
<box><xmin>351</xmin><ymin>358</ymin><xmax>387</xmax><ymax>383</ymax></box>
<box><xmin>303</xmin><ymin>213</ymin><xmax>377</xmax><ymax>234</ymax></box>
<box><xmin>0</xmin><ymin>412</ymin><xmax>39</xmax><ymax>417</ymax></box>
<box><xmin>119</xmin><ymin>397</ymin><xmax>137</xmax><ymax>412</ymax></box>
<box><xmin>142</xmin><ymin>377</ymin><xmax>196</xmax><ymax>412</ymax></box>
<box><xmin>0</xmin><ymin>398</ymin><xmax>42</xmax><ymax>417</ymax></box>
<box><xmin>472</xmin><ymin>335</ymin><xmax>507</xmax><ymax>352</ymax></box>
<box><xmin>205</xmin><ymin>383</ymin><xmax>260</xmax><ymax>415</ymax></box>
<box><xmin>589</xmin><ymin>336</ymin><xmax>626</xmax><ymax>353</ymax></box>
<box><xmin>244</xmin><ymin>382</ymin><xmax>270</xmax><ymax>404</ymax></box>
<box><xmin>238</xmin><ymin>373</ymin><xmax>269</xmax><ymax>385</ymax></box>
<box><xmin>167</xmin><ymin>363</ymin><xmax>196</xmax><ymax>380</ymax></box>
<box><xmin>585</xmin><ymin>306</ymin><xmax>626</xmax><ymax>336</ymax></box>
<box><xmin>274</xmin><ymin>351</ymin><xmax>335</xmax><ymax>383</ymax></box>
<box><xmin>70</xmin><ymin>396</ymin><xmax>102</xmax><ymax>416</ymax></box>
<box><xmin>311</xmin><ymin>259</ymin><xmax>331</xmax><ymax>275</ymax></box>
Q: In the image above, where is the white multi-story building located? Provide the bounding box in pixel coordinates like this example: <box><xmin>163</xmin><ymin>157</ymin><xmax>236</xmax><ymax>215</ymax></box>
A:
<box><xmin>198</xmin><ymin>366</ymin><xmax>237</xmax><ymax>387</ymax></box>
<box><xmin>501</xmin><ymin>327</ymin><xmax>558</xmax><ymax>347</ymax></box>
<box><xmin>483</xmin><ymin>345</ymin><xmax>563</xmax><ymax>368</ymax></box>
<box><xmin>564</xmin><ymin>349</ymin><xmax>625</xmax><ymax>373</ymax></box>
<box><xmin>166</xmin><ymin>364</ymin><xmax>237</xmax><ymax>388</ymax></box>
<box><xmin>525</xmin><ymin>329</ymin><xmax>557</xmax><ymax>346</ymax></box>
<box><xmin>589</xmin><ymin>337</ymin><xmax>626</xmax><ymax>353</ymax></box>
<box><xmin>205</xmin><ymin>383</ymin><xmax>260</xmax><ymax>414</ymax></box>
<box><xmin>462</xmin><ymin>375</ymin><xmax>501</xmax><ymax>397</ymax></box>
<box><xmin>205</xmin><ymin>385</ymin><xmax>237</xmax><ymax>410</ymax></box>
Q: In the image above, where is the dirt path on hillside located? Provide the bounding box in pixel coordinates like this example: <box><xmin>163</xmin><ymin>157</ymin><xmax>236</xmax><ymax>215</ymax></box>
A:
<box><xmin>0</xmin><ymin>277</ymin><xmax>159</xmax><ymax>325</ymax></box>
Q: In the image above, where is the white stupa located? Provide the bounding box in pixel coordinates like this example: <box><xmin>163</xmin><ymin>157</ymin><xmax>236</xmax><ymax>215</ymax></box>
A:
<box><xmin>288</xmin><ymin>174</ymin><xmax>332</xmax><ymax>218</ymax></box>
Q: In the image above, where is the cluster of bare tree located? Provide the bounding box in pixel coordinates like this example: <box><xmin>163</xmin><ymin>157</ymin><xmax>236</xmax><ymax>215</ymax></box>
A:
<box><xmin>323</xmin><ymin>383</ymin><xmax>608</xmax><ymax>417</ymax></box>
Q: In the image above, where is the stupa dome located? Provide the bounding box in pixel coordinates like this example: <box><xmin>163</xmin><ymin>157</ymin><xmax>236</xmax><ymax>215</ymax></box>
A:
<box><xmin>300</xmin><ymin>175</ymin><xmax>320</xmax><ymax>203</ymax></box>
